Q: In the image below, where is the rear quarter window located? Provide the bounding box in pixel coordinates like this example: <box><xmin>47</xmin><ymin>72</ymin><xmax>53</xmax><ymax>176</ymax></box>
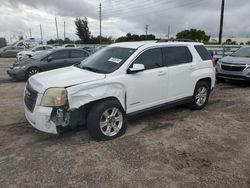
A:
<box><xmin>194</xmin><ymin>45</ymin><xmax>212</xmax><ymax>60</ymax></box>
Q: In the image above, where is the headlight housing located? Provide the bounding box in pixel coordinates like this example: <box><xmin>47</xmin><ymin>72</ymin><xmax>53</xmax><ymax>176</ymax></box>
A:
<box><xmin>41</xmin><ymin>88</ymin><xmax>67</xmax><ymax>107</ymax></box>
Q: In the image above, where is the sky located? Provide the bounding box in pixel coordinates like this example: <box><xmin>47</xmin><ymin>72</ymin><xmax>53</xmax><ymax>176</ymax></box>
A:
<box><xmin>0</xmin><ymin>0</ymin><xmax>250</xmax><ymax>43</ymax></box>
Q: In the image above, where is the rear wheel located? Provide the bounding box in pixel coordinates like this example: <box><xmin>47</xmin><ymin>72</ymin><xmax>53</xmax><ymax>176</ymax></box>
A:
<box><xmin>189</xmin><ymin>81</ymin><xmax>210</xmax><ymax>110</ymax></box>
<box><xmin>25</xmin><ymin>67</ymin><xmax>41</xmax><ymax>80</ymax></box>
<box><xmin>87</xmin><ymin>99</ymin><xmax>127</xmax><ymax>141</ymax></box>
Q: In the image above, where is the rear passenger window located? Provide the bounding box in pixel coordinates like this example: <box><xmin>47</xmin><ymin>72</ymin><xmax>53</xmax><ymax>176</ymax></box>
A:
<box><xmin>164</xmin><ymin>46</ymin><xmax>192</xmax><ymax>66</ymax></box>
<box><xmin>194</xmin><ymin>45</ymin><xmax>212</xmax><ymax>60</ymax></box>
<box><xmin>71</xmin><ymin>50</ymin><xmax>88</xmax><ymax>58</ymax></box>
<box><xmin>133</xmin><ymin>48</ymin><xmax>163</xmax><ymax>70</ymax></box>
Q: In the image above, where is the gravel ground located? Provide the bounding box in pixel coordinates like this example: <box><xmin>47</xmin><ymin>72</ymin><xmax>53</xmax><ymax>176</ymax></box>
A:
<box><xmin>0</xmin><ymin>58</ymin><xmax>250</xmax><ymax>188</ymax></box>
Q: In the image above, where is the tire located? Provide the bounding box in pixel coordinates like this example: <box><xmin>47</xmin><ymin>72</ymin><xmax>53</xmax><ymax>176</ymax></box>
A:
<box><xmin>216</xmin><ymin>76</ymin><xmax>226</xmax><ymax>83</ymax></box>
<box><xmin>189</xmin><ymin>81</ymin><xmax>210</xmax><ymax>110</ymax></box>
<box><xmin>87</xmin><ymin>99</ymin><xmax>127</xmax><ymax>141</ymax></box>
<box><xmin>25</xmin><ymin>67</ymin><xmax>41</xmax><ymax>80</ymax></box>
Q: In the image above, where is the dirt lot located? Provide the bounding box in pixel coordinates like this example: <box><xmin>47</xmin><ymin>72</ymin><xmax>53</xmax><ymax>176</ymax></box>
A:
<box><xmin>0</xmin><ymin>58</ymin><xmax>250</xmax><ymax>188</ymax></box>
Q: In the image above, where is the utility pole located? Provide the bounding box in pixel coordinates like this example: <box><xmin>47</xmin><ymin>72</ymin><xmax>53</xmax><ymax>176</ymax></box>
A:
<box><xmin>219</xmin><ymin>0</ymin><xmax>225</xmax><ymax>44</ymax></box>
<box><xmin>55</xmin><ymin>17</ymin><xmax>59</xmax><ymax>41</ymax></box>
<box><xmin>145</xmin><ymin>25</ymin><xmax>148</xmax><ymax>39</ymax></box>
<box><xmin>99</xmin><ymin>3</ymin><xmax>102</xmax><ymax>44</ymax></box>
<box><xmin>167</xmin><ymin>25</ymin><xmax>170</xmax><ymax>39</ymax></box>
<box><xmin>29</xmin><ymin>28</ymin><xmax>32</xmax><ymax>38</ymax></box>
<box><xmin>64</xmin><ymin>21</ymin><xmax>66</xmax><ymax>41</ymax></box>
<box><xmin>40</xmin><ymin>24</ymin><xmax>43</xmax><ymax>42</ymax></box>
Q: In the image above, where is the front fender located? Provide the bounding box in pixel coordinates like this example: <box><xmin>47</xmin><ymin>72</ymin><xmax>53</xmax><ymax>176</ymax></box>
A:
<box><xmin>66</xmin><ymin>83</ymin><xmax>126</xmax><ymax>110</ymax></box>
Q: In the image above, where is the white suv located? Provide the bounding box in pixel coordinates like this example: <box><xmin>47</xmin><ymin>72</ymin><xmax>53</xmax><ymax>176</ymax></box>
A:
<box><xmin>24</xmin><ymin>40</ymin><xmax>215</xmax><ymax>140</ymax></box>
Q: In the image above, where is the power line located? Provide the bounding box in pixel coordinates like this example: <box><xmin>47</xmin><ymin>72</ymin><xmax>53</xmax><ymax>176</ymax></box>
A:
<box><xmin>102</xmin><ymin>0</ymin><xmax>205</xmax><ymax>17</ymax></box>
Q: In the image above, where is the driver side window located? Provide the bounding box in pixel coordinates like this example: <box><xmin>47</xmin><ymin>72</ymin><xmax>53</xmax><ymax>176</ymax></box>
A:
<box><xmin>133</xmin><ymin>48</ymin><xmax>163</xmax><ymax>70</ymax></box>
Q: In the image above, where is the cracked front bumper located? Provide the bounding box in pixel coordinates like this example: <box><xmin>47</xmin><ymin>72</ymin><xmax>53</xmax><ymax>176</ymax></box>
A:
<box><xmin>24</xmin><ymin>104</ymin><xmax>58</xmax><ymax>134</ymax></box>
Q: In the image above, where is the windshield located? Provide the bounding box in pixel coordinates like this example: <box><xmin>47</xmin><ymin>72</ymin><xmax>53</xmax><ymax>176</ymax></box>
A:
<box><xmin>79</xmin><ymin>46</ymin><xmax>136</xmax><ymax>73</ymax></box>
<box><xmin>32</xmin><ymin>50</ymin><xmax>52</xmax><ymax>60</ymax></box>
<box><xmin>231</xmin><ymin>47</ymin><xmax>250</xmax><ymax>57</ymax></box>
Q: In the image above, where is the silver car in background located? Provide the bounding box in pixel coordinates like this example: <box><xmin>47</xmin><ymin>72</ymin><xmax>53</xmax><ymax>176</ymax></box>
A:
<box><xmin>216</xmin><ymin>46</ymin><xmax>250</xmax><ymax>82</ymax></box>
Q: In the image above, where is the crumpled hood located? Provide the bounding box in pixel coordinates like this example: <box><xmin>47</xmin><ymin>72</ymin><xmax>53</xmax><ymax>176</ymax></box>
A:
<box><xmin>28</xmin><ymin>66</ymin><xmax>106</xmax><ymax>93</ymax></box>
<box><xmin>222</xmin><ymin>56</ymin><xmax>250</xmax><ymax>65</ymax></box>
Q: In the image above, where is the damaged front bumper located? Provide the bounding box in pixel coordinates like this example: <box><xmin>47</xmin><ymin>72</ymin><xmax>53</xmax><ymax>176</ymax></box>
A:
<box><xmin>24</xmin><ymin>104</ymin><xmax>58</xmax><ymax>134</ymax></box>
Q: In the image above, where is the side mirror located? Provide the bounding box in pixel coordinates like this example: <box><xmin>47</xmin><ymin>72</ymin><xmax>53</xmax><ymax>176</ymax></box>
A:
<box><xmin>47</xmin><ymin>56</ymin><xmax>53</xmax><ymax>62</ymax></box>
<box><xmin>127</xmin><ymin>64</ymin><xmax>145</xmax><ymax>74</ymax></box>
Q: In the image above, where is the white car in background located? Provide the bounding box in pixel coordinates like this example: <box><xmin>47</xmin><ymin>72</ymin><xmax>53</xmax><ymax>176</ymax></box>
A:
<box><xmin>17</xmin><ymin>45</ymin><xmax>53</xmax><ymax>61</ymax></box>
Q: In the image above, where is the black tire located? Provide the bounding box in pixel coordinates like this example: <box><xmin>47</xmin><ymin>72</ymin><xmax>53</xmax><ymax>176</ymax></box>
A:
<box><xmin>87</xmin><ymin>99</ymin><xmax>127</xmax><ymax>141</ymax></box>
<box><xmin>189</xmin><ymin>81</ymin><xmax>210</xmax><ymax>110</ymax></box>
<box><xmin>216</xmin><ymin>76</ymin><xmax>226</xmax><ymax>83</ymax></box>
<box><xmin>25</xmin><ymin>67</ymin><xmax>41</xmax><ymax>80</ymax></box>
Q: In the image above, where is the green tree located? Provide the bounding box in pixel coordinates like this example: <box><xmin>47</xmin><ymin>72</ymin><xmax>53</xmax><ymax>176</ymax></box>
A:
<box><xmin>223</xmin><ymin>38</ymin><xmax>238</xmax><ymax>45</ymax></box>
<box><xmin>115</xmin><ymin>33</ymin><xmax>156</xmax><ymax>42</ymax></box>
<box><xmin>75</xmin><ymin>17</ymin><xmax>91</xmax><ymax>43</ymax></box>
<box><xmin>246</xmin><ymin>41</ymin><xmax>250</xmax><ymax>45</ymax></box>
<box><xmin>176</xmin><ymin>29</ymin><xmax>210</xmax><ymax>42</ymax></box>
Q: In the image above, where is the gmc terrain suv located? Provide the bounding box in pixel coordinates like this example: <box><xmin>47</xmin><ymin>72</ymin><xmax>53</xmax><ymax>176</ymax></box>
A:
<box><xmin>24</xmin><ymin>40</ymin><xmax>215</xmax><ymax>141</ymax></box>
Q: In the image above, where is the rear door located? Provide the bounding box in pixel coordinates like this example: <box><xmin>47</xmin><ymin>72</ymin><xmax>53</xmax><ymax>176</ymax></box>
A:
<box><xmin>164</xmin><ymin>46</ymin><xmax>194</xmax><ymax>101</ymax></box>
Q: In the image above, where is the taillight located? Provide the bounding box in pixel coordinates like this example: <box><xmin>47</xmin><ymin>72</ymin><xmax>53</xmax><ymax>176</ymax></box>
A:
<box><xmin>211</xmin><ymin>58</ymin><xmax>216</xmax><ymax>68</ymax></box>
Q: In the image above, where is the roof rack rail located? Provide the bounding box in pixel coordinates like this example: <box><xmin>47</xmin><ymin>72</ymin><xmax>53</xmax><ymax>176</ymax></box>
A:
<box><xmin>156</xmin><ymin>39</ymin><xmax>196</xmax><ymax>43</ymax></box>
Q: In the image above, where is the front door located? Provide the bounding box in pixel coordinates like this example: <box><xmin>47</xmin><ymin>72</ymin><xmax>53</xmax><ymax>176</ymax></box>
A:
<box><xmin>124</xmin><ymin>48</ymin><xmax>168</xmax><ymax>114</ymax></box>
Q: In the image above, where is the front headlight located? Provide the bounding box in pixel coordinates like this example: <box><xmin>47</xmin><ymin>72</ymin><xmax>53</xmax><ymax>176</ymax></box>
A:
<box><xmin>41</xmin><ymin>88</ymin><xmax>67</xmax><ymax>107</ymax></box>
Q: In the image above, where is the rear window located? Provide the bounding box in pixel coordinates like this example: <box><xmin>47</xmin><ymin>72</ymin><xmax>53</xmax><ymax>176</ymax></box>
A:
<box><xmin>194</xmin><ymin>45</ymin><xmax>212</xmax><ymax>60</ymax></box>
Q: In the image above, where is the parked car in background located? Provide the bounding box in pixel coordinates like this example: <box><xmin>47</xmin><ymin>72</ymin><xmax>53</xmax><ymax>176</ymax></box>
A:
<box><xmin>216</xmin><ymin>46</ymin><xmax>250</xmax><ymax>82</ymax></box>
<box><xmin>23</xmin><ymin>40</ymin><xmax>215</xmax><ymax>141</ymax></box>
<box><xmin>0</xmin><ymin>37</ymin><xmax>7</xmax><ymax>48</ymax></box>
<box><xmin>0</xmin><ymin>46</ymin><xmax>24</xmax><ymax>58</ymax></box>
<box><xmin>63</xmin><ymin>44</ymin><xmax>76</xmax><ymax>48</ymax></box>
<box><xmin>7</xmin><ymin>48</ymin><xmax>89</xmax><ymax>80</ymax></box>
<box><xmin>17</xmin><ymin>45</ymin><xmax>54</xmax><ymax>61</ymax></box>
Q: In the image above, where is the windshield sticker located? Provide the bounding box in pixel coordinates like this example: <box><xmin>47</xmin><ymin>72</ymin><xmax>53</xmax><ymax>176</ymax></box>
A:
<box><xmin>108</xmin><ymin>57</ymin><xmax>122</xmax><ymax>64</ymax></box>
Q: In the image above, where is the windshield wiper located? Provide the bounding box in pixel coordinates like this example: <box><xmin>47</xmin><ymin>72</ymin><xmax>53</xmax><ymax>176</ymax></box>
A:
<box><xmin>81</xmin><ymin>66</ymin><xmax>104</xmax><ymax>73</ymax></box>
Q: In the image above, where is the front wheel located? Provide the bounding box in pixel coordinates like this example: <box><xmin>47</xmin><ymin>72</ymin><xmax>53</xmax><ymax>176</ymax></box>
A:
<box><xmin>25</xmin><ymin>67</ymin><xmax>41</xmax><ymax>80</ymax></box>
<box><xmin>189</xmin><ymin>81</ymin><xmax>210</xmax><ymax>110</ymax></box>
<box><xmin>87</xmin><ymin>99</ymin><xmax>127</xmax><ymax>141</ymax></box>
